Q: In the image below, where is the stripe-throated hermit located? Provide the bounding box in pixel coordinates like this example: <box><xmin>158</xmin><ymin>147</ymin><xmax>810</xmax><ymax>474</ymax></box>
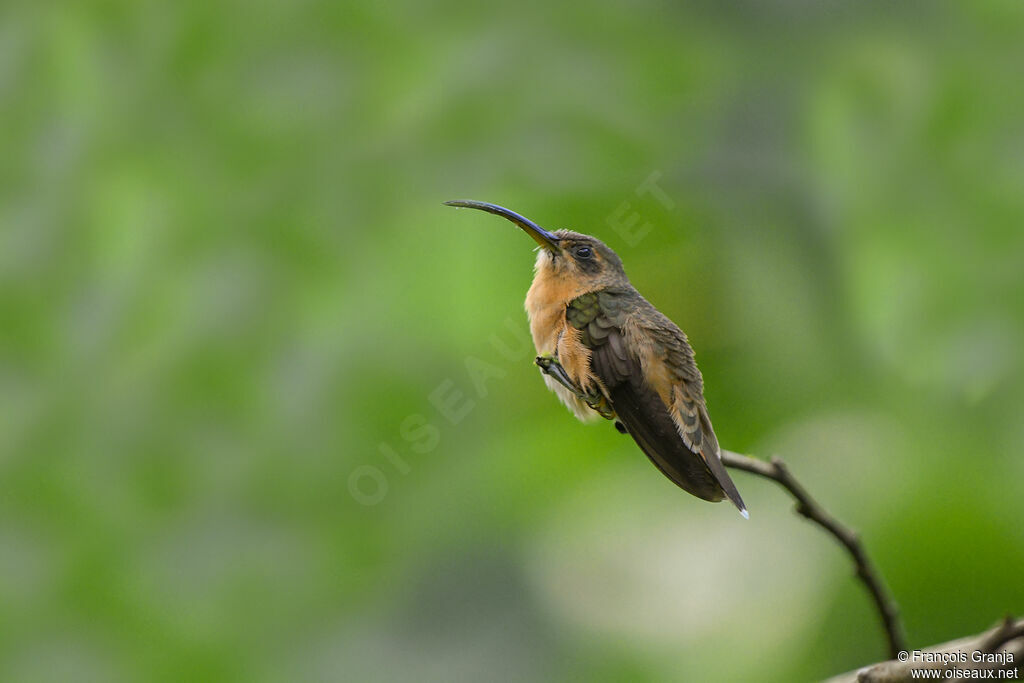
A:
<box><xmin>446</xmin><ymin>200</ymin><xmax>747</xmax><ymax>517</ymax></box>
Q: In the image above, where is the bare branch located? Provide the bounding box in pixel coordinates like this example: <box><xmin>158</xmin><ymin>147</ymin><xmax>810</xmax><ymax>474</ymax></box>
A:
<box><xmin>979</xmin><ymin>616</ymin><xmax>1024</xmax><ymax>654</ymax></box>
<box><xmin>826</xmin><ymin>617</ymin><xmax>1024</xmax><ymax>683</ymax></box>
<box><xmin>721</xmin><ymin>449</ymin><xmax>907</xmax><ymax>658</ymax></box>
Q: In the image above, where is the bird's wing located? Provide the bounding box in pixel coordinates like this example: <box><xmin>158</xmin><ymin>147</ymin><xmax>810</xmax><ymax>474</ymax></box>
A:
<box><xmin>624</xmin><ymin>300</ymin><xmax>747</xmax><ymax>516</ymax></box>
<box><xmin>567</xmin><ymin>291</ymin><xmax>729</xmax><ymax>504</ymax></box>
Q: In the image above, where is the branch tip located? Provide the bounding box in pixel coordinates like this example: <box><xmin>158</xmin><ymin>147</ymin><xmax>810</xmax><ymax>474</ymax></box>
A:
<box><xmin>721</xmin><ymin>449</ymin><xmax>907</xmax><ymax>659</ymax></box>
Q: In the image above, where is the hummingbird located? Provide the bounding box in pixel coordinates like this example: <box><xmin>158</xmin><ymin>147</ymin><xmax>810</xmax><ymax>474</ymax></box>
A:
<box><xmin>445</xmin><ymin>199</ymin><xmax>747</xmax><ymax>517</ymax></box>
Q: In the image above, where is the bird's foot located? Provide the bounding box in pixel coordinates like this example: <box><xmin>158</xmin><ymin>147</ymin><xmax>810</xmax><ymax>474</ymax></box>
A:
<box><xmin>587</xmin><ymin>395</ymin><xmax>616</xmax><ymax>420</ymax></box>
<box><xmin>535</xmin><ymin>355</ymin><xmax>615</xmax><ymax>420</ymax></box>
<box><xmin>535</xmin><ymin>354</ymin><xmax>577</xmax><ymax>393</ymax></box>
<box><xmin>534</xmin><ymin>353</ymin><xmax>558</xmax><ymax>372</ymax></box>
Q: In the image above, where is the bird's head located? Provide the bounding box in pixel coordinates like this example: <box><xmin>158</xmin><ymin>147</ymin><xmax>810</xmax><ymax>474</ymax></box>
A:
<box><xmin>445</xmin><ymin>200</ymin><xmax>629</xmax><ymax>291</ymax></box>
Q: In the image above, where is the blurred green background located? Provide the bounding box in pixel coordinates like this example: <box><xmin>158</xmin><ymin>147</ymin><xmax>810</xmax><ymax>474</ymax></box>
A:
<box><xmin>2</xmin><ymin>0</ymin><xmax>1023</xmax><ymax>681</ymax></box>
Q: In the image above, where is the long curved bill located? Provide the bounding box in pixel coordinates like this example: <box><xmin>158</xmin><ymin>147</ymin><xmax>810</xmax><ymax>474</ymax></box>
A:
<box><xmin>444</xmin><ymin>200</ymin><xmax>559</xmax><ymax>251</ymax></box>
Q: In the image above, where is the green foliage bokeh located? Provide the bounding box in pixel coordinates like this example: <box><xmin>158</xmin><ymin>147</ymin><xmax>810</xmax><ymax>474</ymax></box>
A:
<box><xmin>2</xmin><ymin>1</ymin><xmax>1023</xmax><ymax>681</ymax></box>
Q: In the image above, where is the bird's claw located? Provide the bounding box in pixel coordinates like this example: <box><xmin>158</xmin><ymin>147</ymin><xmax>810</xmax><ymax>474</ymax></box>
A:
<box><xmin>587</xmin><ymin>396</ymin><xmax>616</xmax><ymax>420</ymax></box>
<box><xmin>536</xmin><ymin>355</ymin><xmax>615</xmax><ymax>421</ymax></box>
<box><xmin>534</xmin><ymin>354</ymin><xmax>556</xmax><ymax>371</ymax></box>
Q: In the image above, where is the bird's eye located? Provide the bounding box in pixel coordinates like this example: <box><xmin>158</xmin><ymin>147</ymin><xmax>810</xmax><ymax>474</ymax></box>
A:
<box><xmin>574</xmin><ymin>245</ymin><xmax>593</xmax><ymax>259</ymax></box>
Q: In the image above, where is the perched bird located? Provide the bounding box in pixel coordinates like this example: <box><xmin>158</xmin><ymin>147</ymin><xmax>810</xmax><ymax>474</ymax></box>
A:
<box><xmin>446</xmin><ymin>199</ymin><xmax>747</xmax><ymax>517</ymax></box>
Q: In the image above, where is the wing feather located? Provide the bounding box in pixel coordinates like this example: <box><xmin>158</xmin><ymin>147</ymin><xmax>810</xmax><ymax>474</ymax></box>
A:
<box><xmin>629</xmin><ymin>302</ymin><xmax>747</xmax><ymax>515</ymax></box>
<box><xmin>570</xmin><ymin>290</ymin><xmax>741</xmax><ymax>507</ymax></box>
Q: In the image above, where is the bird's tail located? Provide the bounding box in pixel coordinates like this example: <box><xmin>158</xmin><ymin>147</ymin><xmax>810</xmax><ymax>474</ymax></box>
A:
<box><xmin>704</xmin><ymin>450</ymin><xmax>748</xmax><ymax>518</ymax></box>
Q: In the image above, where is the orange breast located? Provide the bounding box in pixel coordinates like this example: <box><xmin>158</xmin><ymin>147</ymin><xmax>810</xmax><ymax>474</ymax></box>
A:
<box><xmin>525</xmin><ymin>267</ymin><xmax>599</xmax><ymax>394</ymax></box>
